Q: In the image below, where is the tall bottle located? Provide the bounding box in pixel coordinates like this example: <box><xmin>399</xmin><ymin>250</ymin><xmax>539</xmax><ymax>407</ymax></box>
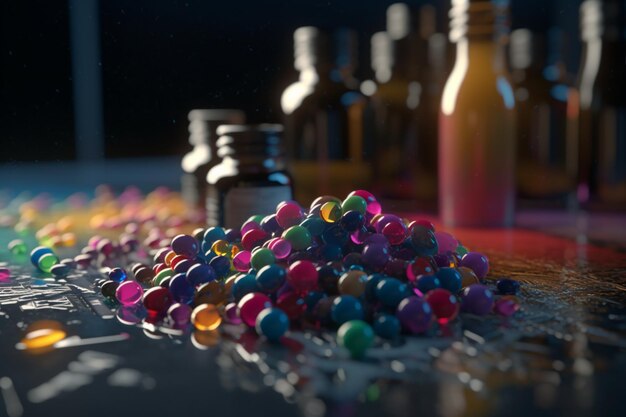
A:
<box><xmin>439</xmin><ymin>0</ymin><xmax>516</xmax><ymax>227</ymax></box>
<box><xmin>574</xmin><ymin>0</ymin><xmax>626</xmax><ymax>208</ymax></box>
<box><xmin>509</xmin><ymin>29</ymin><xmax>575</xmax><ymax>205</ymax></box>
<box><xmin>281</xmin><ymin>27</ymin><xmax>368</xmax><ymax>205</ymax></box>
<box><xmin>181</xmin><ymin>109</ymin><xmax>245</xmax><ymax>212</ymax></box>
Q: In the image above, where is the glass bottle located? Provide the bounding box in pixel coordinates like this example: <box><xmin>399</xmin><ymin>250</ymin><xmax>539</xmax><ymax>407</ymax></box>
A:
<box><xmin>439</xmin><ymin>0</ymin><xmax>516</xmax><ymax>227</ymax></box>
<box><xmin>281</xmin><ymin>27</ymin><xmax>368</xmax><ymax>205</ymax></box>
<box><xmin>181</xmin><ymin>109</ymin><xmax>245</xmax><ymax>212</ymax></box>
<box><xmin>206</xmin><ymin>124</ymin><xmax>293</xmax><ymax>229</ymax></box>
<box><xmin>510</xmin><ymin>29</ymin><xmax>575</xmax><ymax>205</ymax></box>
<box><xmin>574</xmin><ymin>0</ymin><xmax>626</xmax><ymax>208</ymax></box>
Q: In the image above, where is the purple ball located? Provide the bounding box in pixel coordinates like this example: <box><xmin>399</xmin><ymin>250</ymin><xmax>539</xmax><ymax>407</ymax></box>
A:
<box><xmin>171</xmin><ymin>234</ymin><xmax>199</xmax><ymax>258</ymax></box>
<box><xmin>459</xmin><ymin>252</ymin><xmax>489</xmax><ymax>279</ymax></box>
<box><xmin>167</xmin><ymin>303</ymin><xmax>192</xmax><ymax>327</ymax></box>
<box><xmin>361</xmin><ymin>244</ymin><xmax>390</xmax><ymax>270</ymax></box>
<box><xmin>461</xmin><ymin>284</ymin><xmax>494</xmax><ymax>315</ymax></box>
<box><xmin>364</xmin><ymin>233</ymin><xmax>389</xmax><ymax>247</ymax></box>
<box><xmin>396</xmin><ymin>296</ymin><xmax>433</xmax><ymax>334</ymax></box>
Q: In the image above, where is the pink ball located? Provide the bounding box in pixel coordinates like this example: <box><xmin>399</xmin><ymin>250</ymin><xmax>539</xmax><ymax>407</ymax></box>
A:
<box><xmin>233</xmin><ymin>250</ymin><xmax>252</xmax><ymax>272</ymax></box>
<box><xmin>115</xmin><ymin>281</ymin><xmax>144</xmax><ymax>305</ymax></box>
<box><xmin>269</xmin><ymin>238</ymin><xmax>292</xmax><ymax>260</ymax></box>
<box><xmin>275</xmin><ymin>202</ymin><xmax>304</xmax><ymax>229</ymax></box>
<box><xmin>237</xmin><ymin>292</ymin><xmax>272</xmax><ymax>327</ymax></box>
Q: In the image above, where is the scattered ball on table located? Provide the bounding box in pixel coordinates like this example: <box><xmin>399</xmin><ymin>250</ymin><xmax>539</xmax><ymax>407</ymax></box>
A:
<box><xmin>461</xmin><ymin>284</ymin><xmax>494</xmax><ymax>315</ymax></box>
<box><xmin>256</xmin><ymin>307</ymin><xmax>289</xmax><ymax>342</ymax></box>
<box><xmin>331</xmin><ymin>295</ymin><xmax>364</xmax><ymax>325</ymax></box>
<box><xmin>459</xmin><ymin>252</ymin><xmax>489</xmax><ymax>279</ymax></box>
<box><xmin>256</xmin><ymin>264</ymin><xmax>287</xmax><ymax>293</ymax></box>
<box><xmin>115</xmin><ymin>281</ymin><xmax>144</xmax><ymax>305</ymax></box>
<box><xmin>373</xmin><ymin>314</ymin><xmax>401</xmax><ymax>340</ymax></box>
<box><xmin>424</xmin><ymin>288</ymin><xmax>460</xmax><ymax>324</ymax></box>
<box><xmin>237</xmin><ymin>292</ymin><xmax>272</xmax><ymax>327</ymax></box>
<box><xmin>496</xmin><ymin>278</ymin><xmax>520</xmax><ymax>295</ymax></box>
<box><xmin>37</xmin><ymin>253</ymin><xmax>59</xmax><ymax>273</ymax></box>
<box><xmin>108</xmin><ymin>267</ymin><xmax>127</xmax><ymax>283</ymax></box>
<box><xmin>191</xmin><ymin>303</ymin><xmax>222</xmax><ymax>331</ymax></box>
<box><xmin>396</xmin><ymin>296</ymin><xmax>433</xmax><ymax>334</ymax></box>
<box><xmin>337</xmin><ymin>320</ymin><xmax>374</xmax><ymax>359</ymax></box>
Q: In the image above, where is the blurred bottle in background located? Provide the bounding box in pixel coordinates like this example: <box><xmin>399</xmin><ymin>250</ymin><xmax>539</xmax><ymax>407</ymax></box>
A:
<box><xmin>573</xmin><ymin>0</ymin><xmax>626</xmax><ymax>209</ymax></box>
<box><xmin>439</xmin><ymin>0</ymin><xmax>516</xmax><ymax>227</ymax></box>
<box><xmin>281</xmin><ymin>27</ymin><xmax>368</xmax><ymax>205</ymax></box>
<box><xmin>510</xmin><ymin>28</ymin><xmax>576</xmax><ymax>207</ymax></box>
<box><xmin>181</xmin><ymin>109</ymin><xmax>245</xmax><ymax>214</ymax></box>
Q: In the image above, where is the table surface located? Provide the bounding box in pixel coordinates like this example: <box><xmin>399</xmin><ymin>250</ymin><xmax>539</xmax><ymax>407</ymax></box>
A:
<box><xmin>1</xmin><ymin>160</ymin><xmax>625</xmax><ymax>417</ymax></box>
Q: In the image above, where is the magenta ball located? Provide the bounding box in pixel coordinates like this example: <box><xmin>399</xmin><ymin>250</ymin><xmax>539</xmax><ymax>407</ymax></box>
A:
<box><xmin>396</xmin><ymin>296</ymin><xmax>433</xmax><ymax>334</ymax></box>
<box><xmin>233</xmin><ymin>250</ymin><xmax>252</xmax><ymax>272</ymax></box>
<box><xmin>287</xmin><ymin>260</ymin><xmax>318</xmax><ymax>292</ymax></box>
<box><xmin>167</xmin><ymin>303</ymin><xmax>192</xmax><ymax>326</ymax></box>
<box><xmin>225</xmin><ymin>302</ymin><xmax>242</xmax><ymax>324</ymax></box>
<box><xmin>237</xmin><ymin>292</ymin><xmax>273</xmax><ymax>327</ymax></box>
<box><xmin>270</xmin><ymin>238</ymin><xmax>292</xmax><ymax>260</ymax></box>
<box><xmin>115</xmin><ymin>281</ymin><xmax>144</xmax><ymax>305</ymax></box>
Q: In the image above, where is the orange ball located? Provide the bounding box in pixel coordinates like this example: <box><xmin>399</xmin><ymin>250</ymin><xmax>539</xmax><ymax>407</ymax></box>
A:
<box><xmin>338</xmin><ymin>270</ymin><xmax>368</xmax><ymax>297</ymax></box>
<box><xmin>191</xmin><ymin>304</ymin><xmax>222</xmax><ymax>331</ymax></box>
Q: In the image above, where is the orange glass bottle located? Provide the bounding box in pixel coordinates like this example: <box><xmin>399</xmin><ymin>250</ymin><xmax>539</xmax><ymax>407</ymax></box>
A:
<box><xmin>439</xmin><ymin>0</ymin><xmax>516</xmax><ymax>227</ymax></box>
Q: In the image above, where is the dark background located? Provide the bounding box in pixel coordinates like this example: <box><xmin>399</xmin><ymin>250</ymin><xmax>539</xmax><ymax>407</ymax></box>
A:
<box><xmin>1</xmin><ymin>0</ymin><xmax>580</xmax><ymax>163</ymax></box>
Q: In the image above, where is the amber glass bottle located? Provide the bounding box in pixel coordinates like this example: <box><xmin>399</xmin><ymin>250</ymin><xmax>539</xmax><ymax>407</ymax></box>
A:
<box><xmin>439</xmin><ymin>0</ymin><xmax>516</xmax><ymax>227</ymax></box>
<box><xmin>281</xmin><ymin>27</ymin><xmax>368</xmax><ymax>205</ymax></box>
<box><xmin>181</xmin><ymin>109</ymin><xmax>245</xmax><ymax>211</ymax></box>
<box><xmin>206</xmin><ymin>124</ymin><xmax>293</xmax><ymax>229</ymax></box>
<box><xmin>574</xmin><ymin>0</ymin><xmax>626</xmax><ymax>208</ymax></box>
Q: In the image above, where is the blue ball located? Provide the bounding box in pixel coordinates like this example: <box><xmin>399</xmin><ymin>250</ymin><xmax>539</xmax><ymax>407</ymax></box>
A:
<box><xmin>496</xmin><ymin>278</ymin><xmax>520</xmax><ymax>295</ymax></box>
<box><xmin>415</xmin><ymin>274</ymin><xmax>441</xmax><ymax>294</ymax></box>
<box><xmin>256</xmin><ymin>308</ymin><xmax>289</xmax><ymax>342</ymax></box>
<box><xmin>436</xmin><ymin>267</ymin><xmax>462</xmax><ymax>293</ymax></box>
<box><xmin>322</xmin><ymin>225</ymin><xmax>349</xmax><ymax>246</ymax></box>
<box><xmin>256</xmin><ymin>264</ymin><xmax>287</xmax><ymax>293</ymax></box>
<box><xmin>203</xmin><ymin>227</ymin><xmax>226</xmax><ymax>245</ymax></box>
<box><xmin>373</xmin><ymin>314</ymin><xmax>401</xmax><ymax>340</ymax></box>
<box><xmin>209</xmin><ymin>255</ymin><xmax>231</xmax><ymax>277</ymax></box>
<box><xmin>300</xmin><ymin>216</ymin><xmax>326</xmax><ymax>236</ymax></box>
<box><xmin>409</xmin><ymin>226</ymin><xmax>438</xmax><ymax>257</ymax></box>
<box><xmin>376</xmin><ymin>278</ymin><xmax>411</xmax><ymax>309</ymax></box>
<box><xmin>232</xmin><ymin>274</ymin><xmax>259</xmax><ymax>301</ymax></box>
<box><xmin>364</xmin><ymin>274</ymin><xmax>385</xmax><ymax>302</ymax></box>
<box><xmin>30</xmin><ymin>246</ymin><xmax>53</xmax><ymax>267</ymax></box>
<box><xmin>321</xmin><ymin>244</ymin><xmax>343</xmax><ymax>261</ymax></box>
<box><xmin>108</xmin><ymin>267</ymin><xmax>127</xmax><ymax>283</ymax></box>
<box><xmin>186</xmin><ymin>263</ymin><xmax>216</xmax><ymax>286</ymax></box>
<box><xmin>204</xmin><ymin>249</ymin><xmax>218</xmax><ymax>262</ymax></box>
<box><xmin>169</xmin><ymin>273</ymin><xmax>195</xmax><ymax>304</ymax></box>
<box><xmin>339</xmin><ymin>210</ymin><xmax>365</xmax><ymax>232</ymax></box>
<box><xmin>331</xmin><ymin>295</ymin><xmax>364</xmax><ymax>325</ymax></box>
<box><xmin>304</xmin><ymin>290</ymin><xmax>326</xmax><ymax>312</ymax></box>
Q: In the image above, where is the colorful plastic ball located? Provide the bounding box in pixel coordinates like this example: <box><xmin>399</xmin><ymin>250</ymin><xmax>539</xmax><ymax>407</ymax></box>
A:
<box><xmin>461</xmin><ymin>284</ymin><xmax>495</xmax><ymax>315</ymax></box>
<box><xmin>191</xmin><ymin>303</ymin><xmax>222</xmax><ymax>331</ymax></box>
<box><xmin>250</xmin><ymin>248</ymin><xmax>275</xmax><ymax>271</ymax></box>
<box><xmin>241</xmin><ymin>219</ymin><xmax>261</xmax><ymax>235</ymax></box>
<box><xmin>282</xmin><ymin>225</ymin><xmax>312</xmax><ymax>251</ymax></box>
<box><xmin>108</xmin><ymin>267</ymin><xmax>127</xmax><ymax>283</ymax></box>
<box><xmin>434</xmin><ymin>231</ymin><xmax>458</xmax><ymax>254</ymax></box>
<box><xmin>406</xmin><ymin>257</ymin><xmax>436</xmax><ymax>282</ymax></box>
<box><xmin>237</xmin><ymin>292</ymin><xmax>272</xmax><ymax>327</ymax></box>
<box><xmin>373</xmin><ymin>314</ymin><xmax>401</xmax><ymax>340</ymax></box>
<box><xmin>317</xmin><ymin>265</ymin><xmax>340</xmax><ymax>295</ymax></box>
<box><xmin>494</xmin><ymin>295</ymin><xmax>520</xmax><ymax>316</ymax></box>
<box><xmin>186</xmin><ymin>263</ymin><xmax>216</xmax><ymax>287</ymax></box>
<box><xmin>37</xmin><ymin>253</ymin><xmax>58</xmax><ymax>273</ymax></box>
<box><xmin>342</xmin><ymin>252</ymin><xmax>362</xmax><ymax>269</ymax></box>
<box><xmin>209</xmin><ymin>255</ymin><xmax>232</xmax><ymax>277</ymax></box>
<box><xmin>241</xmin><ymin>229</ymin><xmax>269</xmax><ymax>251</ymax></box>
<box><xmin>459</xmin><ymin>252</ymin><xmax>490</xmax><ymax>279</ymax></box>
<box><xmin>409</xmin><ymin>226</ymin><xmax>438</xmax><ymax>257</ymax></box>
<box><xmin>232</xmin><ymin>250</ymin><xmax>252</xmax><ymax>272</ymax></box>
<box><xmin>269</xmin><ymin>238</ymin><xmax>292</xmax><ymax>260</ymax></box>
<box><xmin>231</xmin><ymin>274</ymin><xmax>258</xmax><ymax>301</ymax></box>
<box><xmin>167</xmin><ymin>303</ymin><xmax>192</xmax><ymax>327</ymax></box>
<box><xmin>341</xmin><ymin>195</ymin><xmax>367</xmax><ymax>215</ymax></box>
<box><xmin>300</xmin><ymin>216</ymin><xmax>326</xmax><ymax>236</ymax></box>
<box><xmin>169</xmin><ymin>273</ymin><xmax>195</xmax><ymax>304</ymax></box>
<box><xmin>364</xmin><ymin>273</ymin><xmax>384</xmax><ymax>302</ymax></box>
<box><xmin>415</xmin><ymin>274</ymin><xmax>441</xmax><ymax>294</ymax></box>
<box><xmin>348</xmin><ymin>190</ymin><xmax>381</xmax><ymax>215</ymax></box>
<box><xmin>115</xmin><ymin>281</ymin><xmax>144</xmax><ymax>306</ymax></box>
<box><xmin>171</xmin><ymin>234</ymin><xmax>199</xmax><ymax>258</ymax></box>
<box><xmin>256</xmin><ymin>264</ymin><xmax>287</xmax><ymax>293</ymax></box>
<box><xmin>100</xmin><ymin>280</ymin><xmax>119</xmax><ymax>299</ymax></box>
<box><xmin>331</xmin><ymin>295</ymin><xmax>364</xmax><ymax>324</ymax></box>
<box><xmin>0</xmin><ymin>267</ymin><xmax>11</xmax><ymax>282</ymax></box>
<box><xmin>337</xmin><ymin>320</ymin><xmax>374</xmax><ymax>358</ymax></box>
<box><xmin>50</xmin><ymin>263</ymin><xmax>70</xmax><ymax>278</ymax></box>
<box><xmin>458</xmin><ymin>266</ymin><xmax>480</xmax><ymax>289</ymax></box>
<box><xmin>424</xmin><ymin>288</ymin><xmax>459</xmax><ymax>324</ymax></box>
<box><xmin>338</xmin><ymin>270</ymin><xmax>368</xmax><ymax>297</ymax></box>
<box><xmin>256</xmin><ymin>307</ymin><xmax>289</xmax><ymax>342</ymax></box>
<box><xmin>409</xmin><ymin>219</ymin><xmax>435</xmax><ymax>231</ymax></box>
<box><xmin>276</xmin><ymin>292</ymin><xmax>306</xmax><ymax>320</ymax></box>
<box><xmin>203</xmin><ymin>227</ymin><xmax>226</xmax><ymax>245</ymax></box>
<box><xmin>276</xmin><ymin>202</ymin><xmax>304</xmax><ymax>228</ymax></box>
<box><xmin>436</xmin><ymin>267</ymin><xmax>462</xmax><ymax>294</ymax></box>
<box><xmin>319</xmin><ymin>244</ymin><xmax>342</xmax><ymax>262</ymax></box>
<box><xmin>382</xmin><ymin>221</ymin><xmax>408</xmax><ymax>246</ymax></box>
<box><xmin>8</xmin><ymin>239</ymin><xmax>27</xmax><ymax>255</ymax></box>
<box><xmin>456</xmin><ymin>245</ymin><xmax>469</xmax><ymax>257</ymax></box>
<box><xmin>433</xmin><ymin>253</ymin><xmax>453</xmax><ymax>268</ymax></box>
<box><xmin>30</xmin><ymin>246</ymin><xmax>53</xmax><ymax>267</ymax></box>
<box><xmin>496</xmin><ymin>278</ymin><xmax>520</xmax><ymax>295</ymax></box>
<box><xmin>339</xmin><ymin>210</ymin><xmax>365</xmax><ymax>232</ymax></box>
<box><xmin>142</xmin><ymin>287</ymin><xmax>173</xmax><ymax>318</ymax></box>
<box><xmin>154</xmin><ymin>268</ymin><xmax>174</xmax><ymax>286</ymax></box>
<box><xmin>396</xmin><ymin>296</ymin><xmax>433</xmax><ymax>334</ymax></box>
<box><xmin>224</xmin><ymin>302</ymin><xmax>242</xmax><ymax>324</ymax></box>
<box><xmin>361</xmin><ymin>244</ymin><xmax>390</xmax><ymax>270</ymax></box>
<box><xmin>320</xmin><ymin>201</ymin><xmax>343</xmax><ymax>223</ymax></box>
<box><xmin>260</xmin><ymin>214</ymin><xmax>282</xmax><ymax>234</ymax></box>
<box><xmin>287</xmin><ymin>260</ymin><xmax>318</xmax><ymax>293</ymax></box>
<box><xmin>376</xmin><ymin>278</ymin><xmax>411</xmax><ymax>309</ymax></box>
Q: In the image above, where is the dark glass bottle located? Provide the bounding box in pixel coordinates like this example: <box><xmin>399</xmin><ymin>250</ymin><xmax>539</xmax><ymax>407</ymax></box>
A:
<box><xmin>574</xmin><ymin>0</ymin><xmax>626</xmax><ymax>208</ymax></box>
<box><xmin>206</xmin><ymin>124</ymin><xmax>293</xmax><ymax>229</ymax></box>
<box><xmin>281</xmin><ymin>27</ymin><xmax>368</xmax><ymax>204</ymax></box>
<box><xmin>181</xmin><ymin>109</ymin><xmax>245</xmax><ymax>212</ymax></box>
<box><xmin>509</xmin><ymin>29</ymin><xmax>575</xmax><ymax>205</ymax></box>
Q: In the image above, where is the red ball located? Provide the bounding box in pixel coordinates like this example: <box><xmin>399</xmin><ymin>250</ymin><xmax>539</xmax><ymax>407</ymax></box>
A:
<box><xmin>276</xmin><ymin>291</ymin><xmax>306</xmax><ymax>320</ymax></box>
<box><xmin>142</xmin><ymin>287</ymin><xmax>173</xmax><ymax>319</ymax></box>
<box><xmin>424</xmin><ymin>288</ymin><xmax>459</xmax><ymax>324</ymax></box>
<box><xmin>287</xmin><ymin>260</ymin><xmax>318</xmax><ymax>293</ymax></box>
<box><xmin>241</xmin><ymin>229</ymin><xmax>269</xmax><ymax>251</ymax></box>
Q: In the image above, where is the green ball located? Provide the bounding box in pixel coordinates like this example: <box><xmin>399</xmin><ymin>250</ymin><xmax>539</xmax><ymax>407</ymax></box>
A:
<box><xmin>281</xmin><ymin>226</ymin><xmax>312</xmax><ymax>251</ymax></box>
<box><xmin>8</xmin><ymin>239</ymin><xmax>27</xmax><ymax>255</ymax></box>
<box><xmin>37</xmin><ymin>253</ymin><xmax>59</xmax><ymax>273</ymax></box>
<box><xmin>154</xmin><ymin>268</ymin><xmax>174</xmax><ymax>285</ymax></box>
<box><xmin>337</xmin><ymin>320</ymin><xmax>374</xmax><ymax>359</ymax></box>
<box><xmin>250</xmin><ymin>247</ymin><xmax>275</xmax><ymax>270</ymax></box>
<box><xmin>246</xmin><ymin>214</ymin><xmax>266</xmax><ymax>224</ymax></box>
<box><xmin>456</xmin><ymin>245</ymin><xmax>469</xmax><ymax>257</ymax></box>
<box><xmin>341</xmin><ymin>195</ymin><xmax>367</xmax><ymax>215</ymax></box>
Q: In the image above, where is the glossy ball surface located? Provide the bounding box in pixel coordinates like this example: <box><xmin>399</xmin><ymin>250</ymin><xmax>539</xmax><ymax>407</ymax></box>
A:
<box><xmin>459</xmin><ymin>252</ymin><xmax>490</xmax><ymax>279</ymax></box>
<box><xmin>436</xmin><ymin>267</ymin><xmax>462</xmax><ymax>293</ymax></box>
<box><xmin>287</xmin><ymin>260</ymin><xmax>318</xmax><ymax>293</ymax></box>
<box><xmin>256</xmin><ymin>264</ymin><xmax>287</xmax><ymax>293</ymax></box>
<box><xmin>237</xmin><ymin>292</ymin><xmax>272</xmax><ymax>327</ymax></box>
<box><xmin>169</xmin><ymin>273</ymin><xmax>195</xmax><ymax>304</ymax></box>
<box><xmin>396</xmin><ymin>296</ymin><xmax>433</xmax><ymax>334</ymax></box>
<box><xmin>338</xmin><ymin>270</ymin><xmax>368</xmax><ymax>297</ymax></box>
<box><xmin>461</xmin><ymin>284</ymin><xmax>495</xmax><ymax>315</ymax></box>
<box><xmin>250</xmin><ymin>248</ymin><xmax>275</xmax><ymax>270</ymax></box>
<box><xmin>337</xmin><ymin>320</ymin><xmax>374</xmax><ymax>358</ymax></box>
<box><xmin>108</xmin><ymin>267</ymin><xmax>127</xmax><ymax>283</ymax></box>
<box><xmin>191</xmin><ymin>303</ymin><xmax>222</xmax><ymax>331</ymax></box>
<box><xmin>115</xmin><ymin>281</ymin><xmax>144</xmax><ymax>306</ymax></box>
<box><xmin>424</xmin><ymin>288</ymin><xmax>459</xmax><ymax>324</ymax></box>
<box><xmin>373</xmin><ymin>314</ymin><xmax>401</xmax><ymax>340</ymax></box>
<box><xmin>375</xmin><ymin>278</ymin><xmax>410</xmax><ymax>309</ymax></box>
<box><xmin>496</xmin><ymin>278</ymin><xmax>520</xmax><ymax>295</ymax></box>
<box><xmin>255</xmin><ymin>307</ymin><xmax>289</xmax><ymax>342</ymax></box>
<box><xmin>171</xmin><ymin>234</ymin><xmax>199</xmax><ymax>258</ymax></box>
<box><xmin>331</xmin><ymin>295</ymin><xmax>364</xmax><ymax>324</ymax></box>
